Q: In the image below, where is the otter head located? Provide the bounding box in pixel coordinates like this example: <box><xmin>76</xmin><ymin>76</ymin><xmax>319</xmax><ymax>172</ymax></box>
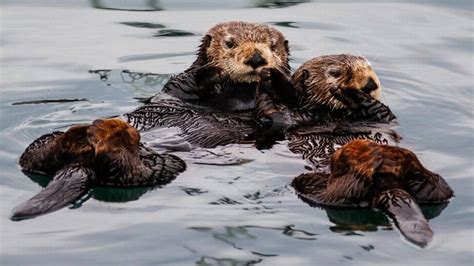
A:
<box><xmin>292</xmin><ymin>54</ymin><xmax>381</xmax><ymax>110</ymax></box>
<box><xmin>191</xmin><ymin>21</ymin><xmax>290</xmax><ymax>83</ymax></box>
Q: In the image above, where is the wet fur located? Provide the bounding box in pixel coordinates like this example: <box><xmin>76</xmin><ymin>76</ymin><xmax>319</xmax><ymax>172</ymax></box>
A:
<box><xmin>14</xmin><ymin>118</ymin><xmax>185</xmax><ymax>220</ymax></box>
<box><xmin>159</xmin><ymin>21</ymin><xmax>291</xmax><ymax>112</ymax></box>
<box><xmin>255</xmin><ymin>54</ymin><xmax>394</xmax><ymax>127</ymax></box>
<box><xmin>292</xmin><ymin>140</ymin><xmax>453</xmax><ymax>247</ymax></box>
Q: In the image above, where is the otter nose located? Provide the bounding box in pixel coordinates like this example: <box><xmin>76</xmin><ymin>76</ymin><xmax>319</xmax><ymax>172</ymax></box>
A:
<box><xmin>362</xmin><ymin>77</ymin><xmax>378</xmax><ymax>94</ymax></box>
<box><xmin>244</xmin><ymin>52</ymin><xmax>267</xmax><ymax>69</ymax></box>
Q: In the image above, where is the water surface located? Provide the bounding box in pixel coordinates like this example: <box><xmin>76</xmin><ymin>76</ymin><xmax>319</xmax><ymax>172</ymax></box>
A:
<box><xmin>1</xmin><ymin>1</ymin><xmax>473</xmax><ymax>265</ymax></box>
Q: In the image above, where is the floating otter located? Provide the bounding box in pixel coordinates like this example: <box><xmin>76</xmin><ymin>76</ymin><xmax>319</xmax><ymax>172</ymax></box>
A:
<box><xmin>152</xmin><ymin>21</ymin><xmax>291</xmax><ymax>112</ymax></box>
<box><xmin>12</xmin><ymin>118</ymin><xmax>185</xmax><ymax>220</ymax></box>
<box><xmin>125</xmin><ymin>22</ymin><xmax>292</xmax><ymax>148</ymax></box>
<box><xmin>255</xmin><ymin>54</ymin><xmax>395</xmax><ymax>127</ymax></box>
<box><xmin>256</xmin><ymin>54</ymin><xmax>453</xmax><ymax>247</ymax></box>
<box><xmin>253</xmin><ymin>54</ymin><xmax>398</xmax><ymax>152</ymax></box>
<box><xmin>292</xmin><ymin>140</ymin><xmax>453</xmax><ymax>247</ymax></box>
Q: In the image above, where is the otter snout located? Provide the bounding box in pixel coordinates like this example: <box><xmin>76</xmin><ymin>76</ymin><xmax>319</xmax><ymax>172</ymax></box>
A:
<box><xmin>362</xmin><ymin>77</ymin><xmax>378</xmax><ymax>94</ymax></box>
<box><xmin>244</xmin><ymin>52</ymin><xmax>267</xmax><ymax>69</ymax></box>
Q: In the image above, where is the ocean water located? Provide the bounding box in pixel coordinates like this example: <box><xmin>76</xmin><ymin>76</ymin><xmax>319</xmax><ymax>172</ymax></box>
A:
<box><xmin>1</xmin><ymin>1</ymin><xmax>473</xmax><ymax>265</ymax></box>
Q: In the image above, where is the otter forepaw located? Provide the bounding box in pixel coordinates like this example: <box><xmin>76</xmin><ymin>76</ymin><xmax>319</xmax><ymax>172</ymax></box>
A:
<box><xmin>258</xmin><ymin>68</ymin><xmax>274</xmax><ymax>91</ymax></box>
<box><xmin>330</xmin><ymin>86</ymin><xmax>359</xmax><ymax>110</ymax></box>
<box><xmin>195</xmin><ymin>65</ymin><xmax>224</xmax><ymax>88</ymax></box>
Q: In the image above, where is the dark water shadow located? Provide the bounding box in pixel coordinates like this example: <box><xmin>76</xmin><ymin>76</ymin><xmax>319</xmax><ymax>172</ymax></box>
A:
<box><xmin>90</xmin><ymin>0</ymin><xmax>163</xmax><ymax>11</ymax></box>
<box><xmin>23</xmin><ymin>170</ymin><xmax>174</xmax><ymax>207</ymax></box>
<box><xmin>12</xmin><ymin>99</ymin><xmax>88</xmax><ymax>106</ymax></box>
<box><xmin>196</xmin><ymin>256</ymin><xmax>262</xmax><ymax>266</ymax></box>
<box><xmin>119</xmin><ymin>22</ymin><xmax>165</xmax><ymax>29</ymax></box>
<box><xmin>189</xmin><ymin>224</ymin><xmax>319</xmax><ymax>261</ymax></box>
<box><xmin>154</xmin><ymin>29</ymin><xmax>197</xmax><ymax>37</ymax></box>
<box><xmin>89</xmin><ymin>69</ymin><xmax>171</xmax><ymax>90</ymax></box>
<box><xmin>254</xmin><ymin>0</ymin><xmax>309</xmax><ymax>9</ymax></box>
<box><xmin>297</xmin><ymin>193</ymin><xmax>450</xmax><ymax>234</ymax></box>
<box><xmin>269</xmin><ymin>21</ymin><xmax>345</xmax><ymax>31</ymax></box>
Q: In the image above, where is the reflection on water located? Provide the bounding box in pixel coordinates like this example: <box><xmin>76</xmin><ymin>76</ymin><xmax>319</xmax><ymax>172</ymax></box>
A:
<box><xmin>1</xmin><ymin>0</ymin><xmax>473</xmax><ymax>265</ymax></box>
<box><xmin>90</xmin><ymin>0</ymin><xmax>163</xmax><ymax>11</ymax></box>
<box><xmin>119</xmin><ymin>22</ymin><xmax>166</xmax><ymax>29</ymax></box>
<box><xmin>154</xmin><ymin>29</ymin><xmax>197</xmax><ymax>37</ymax></box>
<box><xmin>22</xmin><ymin>171</ymin><xmax>172</xmax><ymax>205</ymax></box>
<box><xmin>254</xmin><ymin>0</ymin><xmax>309</xmax><ymax>9</ymax></box>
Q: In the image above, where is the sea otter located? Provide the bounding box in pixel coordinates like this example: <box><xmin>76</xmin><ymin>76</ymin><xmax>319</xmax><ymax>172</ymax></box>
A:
<box><xmin>253</xmin><ymin>54</ymin><xmax>398</xmax><ymax>153</ymax></box>
<box><xmin>292</xmin><ymin>140</ymin><xmax>453</xmax><ymax>247</ymax></box>
<box><xmin>256</xmin><ymin>54</ymin><xmax>453</xmax><ymax>247</ymax></box>
<box><xmin>151</xmin><ymin>21</ymin><xmax>291</xmax><ymax>112</ymax></box>
<box><xmin>12</xmin><ymin>118</ymin><xmax>185</xmax><ymax>220</ymax></box>
<box><xmin>255</xmin><ymin>54</ymin><xmax>395</xmax><ymax>127</ymax></box>
<box><xmin>123</xmin><ymin>22</ymin><xmax>292</xmax><ymax>148</ymax></box>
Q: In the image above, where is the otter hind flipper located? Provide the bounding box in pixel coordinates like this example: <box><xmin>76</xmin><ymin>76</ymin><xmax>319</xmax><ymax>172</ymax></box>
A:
<box><xmin>374</xmin><ymin>189</ymin><xmax>433</xmax><ymax>248</ymax></box>
<box><xmin>406</xmin><ymin>170</ymin><xmax>454</xmax><ymax>204</ymax></box>
<box><xmin>11</xmin><ymin>165</ymin><xmax>92</xmax><ymax>221</ymax></box>
<box><xmin>139</xmin><ymin>145</ymin><xmax>186</xmax><ymax>186</ymax></box>
<box><xmin>291</xmin><ymin>172</ymin><xmax>361</xmax><ymax>208</ymax></box>
<box><xmin>19</xmin><ymin>131</ymin><xmax>64</xmax><ymax>175</ymax></box>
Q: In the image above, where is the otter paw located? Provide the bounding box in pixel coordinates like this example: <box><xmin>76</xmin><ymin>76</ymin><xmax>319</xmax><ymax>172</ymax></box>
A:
<box><xmin>260</xmin><ymin>68</ymin><xmax>273</xmax><ymax>81</ymax></box>
<box><xmin>330</xmin><ymin>86</ymin><xmax>359</xmax><ymax>110</ymax></box>
<box><xmin>195</xmin><ymin>65</ymin><xmax>224</xmax><ymax>88</ymax></box>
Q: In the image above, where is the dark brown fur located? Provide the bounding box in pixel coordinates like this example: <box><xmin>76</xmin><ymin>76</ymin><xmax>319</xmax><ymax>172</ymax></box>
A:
<box><xmin>159</xmin><ymin>21</ymin><xmax>291</xmax><ymax>112</ymax></box>
<box><xmin>292</xmin><ymin>139</ymin><xmax>453</xmax><ymax>247</ymax></box>
<box><xmin>292</xmin><ymin>54</ymin><xmax>381</xmax><ymax>110</ymax></box>
<box><xmin>14</xmin><ymin>118</ymin><xmax>185</xmax><ymax>220</ymax></box>
<box><xmin>255</xmin><ymin>54</ymin><xmax>394</xmax><ymax>127</ymax></box>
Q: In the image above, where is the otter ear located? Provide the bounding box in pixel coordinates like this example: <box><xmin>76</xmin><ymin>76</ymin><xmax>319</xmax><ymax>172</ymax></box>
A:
<box><xmin>190</xmin><ymin>35</ymin><xmax>212</xmax><ymax>70</ymax></box>
<box><xmin>292</xmin><ymin>69</ymin><xmax>309</xmax><ymax>95</ymax></box>
<box><xmin>283</xmin><ymin>40</ymin><xmax>289</xmax><ymax>54</ymax></box>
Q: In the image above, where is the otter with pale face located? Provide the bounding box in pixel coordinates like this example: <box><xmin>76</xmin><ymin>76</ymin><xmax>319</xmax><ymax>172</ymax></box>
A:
<box><xmin>153</xmin><ymin>21</ymin><xmax>291</xmax><ymax>112</ymax></box>
<box><xmin>256</xmin><ymin>54</ymin><xmax>395</xmax><ymax>125</ymax></box>
<box><xmin>293</xmin><ymin>54</ymin><xmax>381</xmax><ymax>110</ymax></box>
<box><xmin>191</xmin><ymin>21</ymin><xmax>290</xmax><ymax>83</ymax></box>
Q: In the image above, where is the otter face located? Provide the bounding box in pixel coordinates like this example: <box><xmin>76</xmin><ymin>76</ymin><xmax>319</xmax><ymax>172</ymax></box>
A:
<box><xmin>293</xmin><ymin>54</ymin><xmax>381</xmax><ymax>110</ymax></box>
<box><xmin>196</xmin><ymin>21</ymin><xmax>290</xmax><ymax>83</ymax></box>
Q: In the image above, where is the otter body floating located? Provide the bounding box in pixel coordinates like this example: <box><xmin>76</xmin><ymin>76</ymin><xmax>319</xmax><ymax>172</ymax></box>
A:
<box><xmin>155</xmin><ymin>21</ymin><xmax>291</xmax><ymax>112</ymax></box>
<box><xmin>253</xmin><ymin>54</ymin><xmax>453</xmax><ymax>247</ymax></box>
<box><xmin>12</xmin><ymin>119</ymin><xmax>185</xmax><ymax>220</ymax></box>
<box><xmin>120</xmin><ymin>22</ymin><xmax>293</xmax><ymax>148</ymax></box>
<box><xmin>292</xmin><ymin>140</ymin><xmax>453</xmax><ymax>247</ymax></box>
<box><xmin>256</xmin><ymin>54</ymin><xmax>396</xmax><ymax>128</ymax></box>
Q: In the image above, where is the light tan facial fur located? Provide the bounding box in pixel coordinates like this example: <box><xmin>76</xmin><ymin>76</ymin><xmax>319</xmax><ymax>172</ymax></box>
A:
<box><xmin>195</xmin><ymin>21</ymin><xmax>290</xmax><ymax>83</ymax></box>
<box><xmin>293</xmin><ymin>54</ymin><xmax>381</xmax><ymax>110</ymax></box>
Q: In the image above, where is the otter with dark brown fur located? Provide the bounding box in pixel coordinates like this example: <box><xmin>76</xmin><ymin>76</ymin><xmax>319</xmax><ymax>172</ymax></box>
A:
<box><xmin>257</xmin><ymin>54</ymin><xmax>453</xmax><ymax>247</ymax></box>
<box><xmin>256</xmin><ymin>54</ymin><xmax>395</xmax><ymax>126</ymax></box>
<box><xmin>13</xmin><ymin>118</ymin><xmax>185</xmax><ymax>220</ymax></box>
<box><xmin>152</xmin><ymin>21</ymin><xmax>291</xmax><ymax>112</ymax></box>
<box><xmin>126</xmin><ymin>22</ymin><xmax>292</xmax><ymax>148</ymax></box>
<box><xmin>292</xmin><ymin>140</ymin><xmax>453</xmax><ymax>247</ymax></box>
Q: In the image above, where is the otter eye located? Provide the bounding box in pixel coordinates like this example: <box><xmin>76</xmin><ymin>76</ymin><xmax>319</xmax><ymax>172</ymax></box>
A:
<box><xmin>225</xmin><ymin>39</ymin><xmax>235</xmax><ymax>49</ymax></box>
<box><xmin>328</xmin><ymin>68</ymin><xmax>342</xmax><ymax>78</ymax></box>
<box><xmin>270</xmin><ymin>42</ymin><xmax>277</xmax><ymax>51</ymax></box>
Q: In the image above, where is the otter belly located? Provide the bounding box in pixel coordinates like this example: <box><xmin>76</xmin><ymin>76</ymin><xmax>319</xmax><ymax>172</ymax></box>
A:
<box><xmin>288</xmin><ymin>121</ymin><xmax>401</xmax><ymax>173</ymax></box>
